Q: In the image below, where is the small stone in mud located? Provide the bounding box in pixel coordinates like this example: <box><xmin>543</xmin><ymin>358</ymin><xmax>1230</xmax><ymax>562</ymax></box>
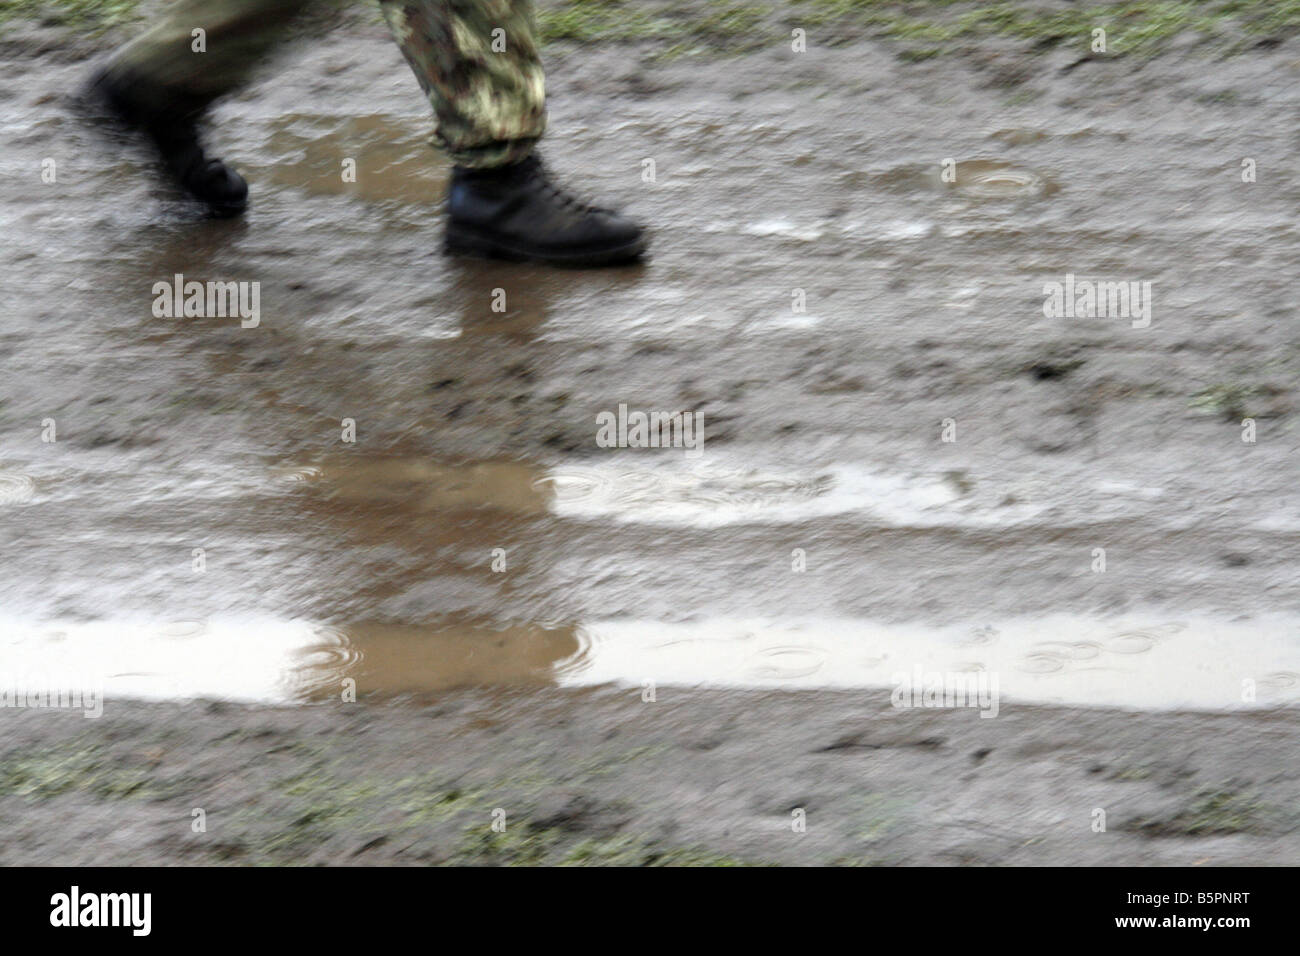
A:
<box><xmin>1027</xmin><ymin>360</ymin><xmax>1083</xmax><ymax>381</ymax></box>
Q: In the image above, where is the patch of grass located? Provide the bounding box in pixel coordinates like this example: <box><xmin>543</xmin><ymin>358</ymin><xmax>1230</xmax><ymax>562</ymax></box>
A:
<box><xmin>227</xmin><ymin>756</ymin><xmax>768</xmax><ymax>865</ymax></box>
<box><xmin>1176</xmin><ymin>791</ymin><xmax>1264</xmax><ymax>834</ymax></box>
<box><xmin>537</xmin><ymin>0</ymin><xmax>780</xmax><ymax>56</ymax></box>
<box><xmin>450</xmin><ymin>827</ymin><xmax>762</xmax><ymax>865</ymax></box>
<box><xmin>791</xmin><ymin>0</ymin><xmax>1300</xmax><ymax>57</ymax></box>
<box><xmin>233</xmin><ymin>763</ymin><xmax>494</xmax><ymax>862</ymax></box>
<box><xmin>561</xmin><ymin>835</ymin><xmax>761</xmax><ymax>865</ymax></box>
<box><xmin>0</xmin><ymin>0</ymin><xmax>139</xmax><ymax>32</ymax></box>
<box><xmin>573</xmin><ymin>743</ymin><xmax>670</xmax><ymax>778</ymax></box>
<box><xmin>5</xmin><ymin>0</ymin><xmax>1298</xmax><ymax>58</ymax></box>
<box><xmin>853</xmin><ymin>791</ymin><xmax>906</xmax><ymax>844</ymax></box>
<box><xmin>537</xmin><ymin>0</ymin><xmax>673</xmax><ymax>44</ymax></box>
<box><xmin>896</xmin><ymin>46</ymin><xmax>941</xmax><ymax>61</ymax></box>
<box><xmin>1108</xmin><ymin>765</ymin><xmax>1154</xmax><ymax>782</ymax></box>
<box><xmin>451</xmin><ymin>823</ymin><xmax>558</xmax><ymax>864</ymax></box>
<box><xmin>1189</xmin><ymin>383</ymin><xmax>1263</xmax><ymax>420</ymax></box>
<box><xmin>536</xmin><ymin>0</ymin><xmax>1300</xmax><ymax>57</ymax></box>
<box><xmin>0</xmin><ymin>745</ymin><xmax>163</xmax><ymax>801</ymax></box>
<box><xmin>1125</xmin><ymin>788</ymin><xmax>1274</xmax><ymax>837</ymax></box>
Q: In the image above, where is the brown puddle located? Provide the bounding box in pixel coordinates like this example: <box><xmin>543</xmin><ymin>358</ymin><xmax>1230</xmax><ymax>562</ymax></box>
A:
<box><xmin>288</xmin><ymin>620</ymin><xmax>587</xmax><ymax>698</ymax></box>
<box><xmin>283</xmin><ymin>457</ymin><xmax>553</xmax><ymax>514</ymax></box>
<box><xmin>248</xmin><ymin>114</ymin><xmax>447</xmax><ymax>203</ymax></box>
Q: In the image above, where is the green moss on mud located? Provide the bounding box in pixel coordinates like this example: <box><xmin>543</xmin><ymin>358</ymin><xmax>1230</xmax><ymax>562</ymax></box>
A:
<box><xmin>1124</xmin><ymin>788</ymin><xmax>1279</xmax><ymax>837</ymax></box>
<box><xmin>0</xmin><ymin>0</ymin><xmax>139</xmax><ymax>32</ymax></box>
<box><xmin>452</xmin><ymin>827</ymin><xmax>763</xmax><ymax>865</ymax></box>
<box><xmin>1189</xmin><ymin>383</ymin><xmax>1266</xmax><ymax>420</ymax></box>
<box><xmin>4</xmin><ymin>0</ymin><xmax>1298</xmax><ymax>58</ymax></box>
<box><xmin>791</xmin><ymin>0</ymin><xmax>1300</xmax><ymax>56</ymax></box>
<box><xmin>0</xmin><ymin>743</ymin><xmax>164</xmax><ymax>801</ymax></box>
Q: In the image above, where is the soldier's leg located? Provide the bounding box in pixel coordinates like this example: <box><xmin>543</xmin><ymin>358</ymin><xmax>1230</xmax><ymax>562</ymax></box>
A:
<box><xmin>377</xmin><ymin>0</ymin><xmax>545</xmax><ymax>169</ymax></box>
<box><xmin>104</xmin><ymin>0</ymin><xmax>316</xmax><ymax>118</ymax></box>
<box><xmin>86</xmin><ymin>0</ymin><xmax>316</xmax><ymax>214</ymax></box>
<box><xmin>378</xmin><ymin>0</ymin><xmax>646</xmax><ymax>265</ymax></box>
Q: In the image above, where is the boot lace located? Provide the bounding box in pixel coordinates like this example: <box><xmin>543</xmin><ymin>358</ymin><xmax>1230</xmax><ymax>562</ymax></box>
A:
<box><xmin>518</xmin><ymin>154</ymin><xmax>604</xmax><ymax>215</ymax></box>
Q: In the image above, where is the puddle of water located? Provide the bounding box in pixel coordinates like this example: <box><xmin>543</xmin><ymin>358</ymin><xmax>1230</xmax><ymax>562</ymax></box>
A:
<box><xmin>297</xmin><ymin>458</ymin><xmax>552</xmax><ymax>514</ymax></box>
<box><xmin>742</xmin><ymin>220</ymin><xmax>826</xmax><ymax>241</ymax></box>
<box><xmin>250</xmin><ymin>452</ymin><xmax>1289</xmax><ymax>538</ymax></box>
<box><xmin>532</xmin><ymin>459</ymin><xmax>1052</xmax><ymax>529</ymax></box>
<box><xmin>273</xmin><ymin>455</ymin><xmax>984</xmax><ymax>527</ymax></box>
<box><xmin>287</xmin><ymin>621</ymin><xmax>586</xmax><ymax>698</ymax></box>
<box><xmin>570</xmin><ymin>617</ymin><xmax>1300</xmax><ymax>710</ymax></box>
<box><xmin>0</xmin><ymin>471</ymin><xmax>37</xmax><ymax>505</ymax></box>
<box><xmin>0</xmin><ymin>616</ymin><xmax>320</xmax><ymax>703</ymax></box>
<box><xmin>1</xmin><ymin>613</ymin><xmax>1295</xmax><ymax>710</ymax></box>
<box><xmin>871</xmin><ymin>159</ymin><xmax>1057</xmax><ymax>200</ymax></box>
<box><xmin>247</xmin><ymin>114</ymin><xmax>447</xmax><ymax>203</ymax></box>
<box><xmin>945</xmin><ymin>160</ymin><xmax>1058</xmax><ymax>199</ymax></box>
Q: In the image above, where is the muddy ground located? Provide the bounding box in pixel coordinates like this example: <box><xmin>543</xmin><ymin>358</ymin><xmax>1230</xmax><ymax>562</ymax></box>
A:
<box><xmin>1</xmin><ymin>2</ymin><xmax>1298</xmax><ymax>864</ymax></box>
<box><xmin>3</xmin><ymin>691</ymin><xmax>1300</xmax><ymax>865</ymax></box>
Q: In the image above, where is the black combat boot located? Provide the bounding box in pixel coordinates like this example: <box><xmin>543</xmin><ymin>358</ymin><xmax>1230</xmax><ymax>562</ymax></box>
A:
<box><xmin>81</xmin><ymin>67</ymin><xmax>249</xmax><ymax>218</ymax></box>
<box><xmin>444</xmin><ymin>154</ymin><xmax>647</xmax><ymax>266</ymax></box>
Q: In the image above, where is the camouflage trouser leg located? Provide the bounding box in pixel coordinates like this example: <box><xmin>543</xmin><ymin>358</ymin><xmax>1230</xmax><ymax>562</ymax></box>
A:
<box><xmin>105</xmin><ymin>0</ymin><xmax>545</xmax><ymax>168</ymax></box>
<box><xmin>378</xmin><ymin>0</ymin><xmax>546</xmax><ymax>168</ymax></box>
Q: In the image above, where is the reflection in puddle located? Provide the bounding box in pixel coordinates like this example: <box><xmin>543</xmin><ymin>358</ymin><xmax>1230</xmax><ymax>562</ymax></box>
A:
<box><xmin>0</xmin><ymin>617</ymin><xmax>323</xmax><ymax>702</ymax></box>
<box><xmin>6</xmin><ymin>453</ymin><xmax>1294</xmax><ymax>711</ymax></box>
<box><xmin>277</xmin><ymin>457</ymin><xmax>553</xmax><ymax>514</ymax></box>
<box><xmin>535</xmin><ymin>461</ymin><xmax>1004</xmax><ymax>528</ymax></box>
<box><xmin>249</xmin><ymin>114</ymin><xmax>447</xmax><ymax>203</ymax></box>
<box><xmin>275</xmin><ymin>455</ymin><xmax>994</xmax><ymax>528</ymax></box>
<box><xmin>2</xmin><ymin>614</ymin><xmax>1296</xmax><ymax>710</ymax></box>
<box><xmin>286</xmin><ymin>621</ymin><xmax>586</xmax><ymax>699</ymax></box>
<box><xmin>571</xmin><ymin>616</ymin><xmax>1300</xmax><ymax>709</ymax></box>
<box><xmin>264</xmin><ymin>453</ymin><xmax>1271</xmax><ymax>536</ymax></box>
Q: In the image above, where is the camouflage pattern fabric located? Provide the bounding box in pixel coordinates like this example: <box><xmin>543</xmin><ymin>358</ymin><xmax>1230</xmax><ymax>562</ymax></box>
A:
<box><xmin>106</xmin><ymin>0</ymin><xmax>546</xmax><ymax>168</ymax></box>
<box><xmin>380</xmin><ymin>0</ymin><xmax>545</xmax><ymax>167</ymax></box>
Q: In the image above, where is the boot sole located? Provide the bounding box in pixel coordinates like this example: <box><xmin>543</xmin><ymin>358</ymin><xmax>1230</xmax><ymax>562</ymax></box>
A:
<box><xmin>444</xmin><ymin>222</ymin><xmax>648</xmax><ymax>267</ymax></box>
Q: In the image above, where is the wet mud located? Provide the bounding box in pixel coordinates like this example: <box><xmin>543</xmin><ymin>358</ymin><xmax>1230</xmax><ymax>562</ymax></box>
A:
<box><xmin>3</xmin><ymin>691</ymin><xmax>1299</xmax><ymax>865</ymax></box>
<box><xmin>1</xmin><ymin>4</ymin><xmax>1298</xmax><ymax>863</ymax></box>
